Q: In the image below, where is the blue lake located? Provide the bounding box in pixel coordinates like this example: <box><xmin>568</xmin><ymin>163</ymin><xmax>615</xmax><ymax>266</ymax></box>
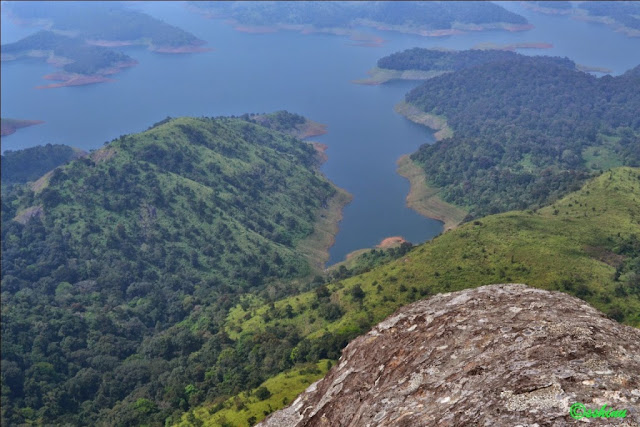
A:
<box><xmin>2</xmin><ymin>2</ymin><xmax>639</xmax><ymax>264</ymax></box>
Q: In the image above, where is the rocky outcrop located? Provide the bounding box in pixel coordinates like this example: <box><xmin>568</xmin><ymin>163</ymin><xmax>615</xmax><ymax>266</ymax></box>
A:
<box><xmin>259</xmin><ymin>284</ymin><xmax>640</xmax><ymax>426</ymax></box>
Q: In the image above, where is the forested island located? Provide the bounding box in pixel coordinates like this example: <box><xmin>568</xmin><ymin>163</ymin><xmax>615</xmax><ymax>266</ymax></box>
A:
<box><xmin>4</xmin><ymin>2</ymin><xmax>208</xmax><ymax>51</ymax></box>
<box><xmin>0</xmin><ymin>112</ymin><xmax>352</xmax><ymax>426</ymax></box>
<box><xmin>2</xmin><ymin>2</ymin><xmax>209</xmax><ymax>88</ymax></box>
<box><xmin>381</xmin><ymin>50</ymin><xmax>640</xmax><ymax>219</ymax></box>
<box><xmin>1</xmin><ymin>31</ymin><xmax>137</xmax><ymax>88</ymax></box>
<box><xmin>188</xmin><ymin>1</ymin><xmax>530</xmax><ymax>45</ymax></box>
<box><xmin>0</xmin><ymin>118</ymin><xmax>44</xmax><ymax>136</ymax></box>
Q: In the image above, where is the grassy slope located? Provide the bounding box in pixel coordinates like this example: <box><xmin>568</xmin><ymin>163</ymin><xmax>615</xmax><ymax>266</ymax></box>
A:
<box><xmin>191</xmin><ymin>167</ymin><xmax>639</xmax><ymax>425</ymax></box>
<box><xmin>177</xmin><ymin>360</ymin><xmax>331</xmax><ymax>426</ymax></box>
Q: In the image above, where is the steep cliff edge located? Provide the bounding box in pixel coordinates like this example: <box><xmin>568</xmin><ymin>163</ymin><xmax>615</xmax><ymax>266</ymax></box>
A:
<box><xmin>260</xmin><ymin>284</ymin><xmax>640</xmax><ymax>426</ymax></box>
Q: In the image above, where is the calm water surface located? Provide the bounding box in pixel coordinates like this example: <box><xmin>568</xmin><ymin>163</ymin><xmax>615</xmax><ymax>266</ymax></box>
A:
<box><xmin>2</xmin><ymin>2</ymin><xmax>638</xmax><ymax>264</ymax></box>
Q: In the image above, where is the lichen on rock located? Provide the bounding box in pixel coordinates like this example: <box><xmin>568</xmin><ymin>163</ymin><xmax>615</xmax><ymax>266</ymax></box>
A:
<box><xmin>259</xmin><ymin>284</ymin><xmax>640</xmax><ymax>426</ymax></box>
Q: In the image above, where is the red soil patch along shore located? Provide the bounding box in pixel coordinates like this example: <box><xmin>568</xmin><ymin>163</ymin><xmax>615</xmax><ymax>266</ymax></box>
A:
<box><xmin>36</xmin><ymin>74</ymin><xmax>114</xmax><ymax>89</ymax></box>
<box><xmin>1</xmin><ymin>119</ymin><xmax>45</xmax><ymax>136</ymax></box>
<box><xmin>298</xmin><ymin>121</ymin><xmax>328</xmax><ymax>139</ymax></box>
<box><xmin>311</xmin><ymin>142</ymin><xmax>329</xmax><ymax>164</ymax></box>
<box><xmin>377</xmin><ymin>236</ymin><xmax>408</xmax><ymax>249</ymax></box>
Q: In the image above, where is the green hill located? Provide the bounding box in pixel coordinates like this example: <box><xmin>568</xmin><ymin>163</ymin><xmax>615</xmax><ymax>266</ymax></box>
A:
<box><xmin>1</xmin><ymin>143</ymin><xmax>83</xmax><ymax>187</ymax></box>
<box><xmin>183</xmin><ymin>167</ymin><xmax>640</xmax><ymax>426</ymax></box>
<box><xmin>399</xmin><ymin>53</ymin><xmax>640</xmax><ymax>219</ymax></box>
<box><xmin>0</xmin><ymin>113</ymin><xmax>346</xmax><ymax>426</ymax></box>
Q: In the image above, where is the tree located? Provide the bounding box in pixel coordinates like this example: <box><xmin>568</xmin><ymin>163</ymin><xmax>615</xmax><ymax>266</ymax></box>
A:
<box><xmin>255</xmin><ymin>386</ymin><xmax>271</xmax><ymax>401</ymax></box>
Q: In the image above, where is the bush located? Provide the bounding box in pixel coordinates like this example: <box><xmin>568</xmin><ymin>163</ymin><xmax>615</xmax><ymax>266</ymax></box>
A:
<box><xmin>255</xmin><ymin>386</ymin><xmax>271</xmax><ymax>401</ymax></box>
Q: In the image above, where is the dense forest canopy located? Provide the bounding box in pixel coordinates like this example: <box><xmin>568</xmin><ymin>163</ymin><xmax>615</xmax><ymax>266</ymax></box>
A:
<box><xmin>190</xmin><ymin>1</ymin><xmax>527</xmax><ymax>30</ymax></box>
<box><xmin>401</xmin><ymin>52</ymin><xmax>640</xmax><ymax>217</ymax></box>
<box><xmin>1</xmin><ymin>31</ymin><xmax>133</xmax><ymax>75</ymax></box>
<box><xmin>4</xmin><ymin>2</ymin><xmax>202</xmax><ymax>47</ymax></box>
<box><xmin>1</xmin><ymin>144</ymin><xmax>81</xmax><ymax>186</ymax></box>
<box><xmin>0</xmin><ymin>114</ymin><xmax>338</xmax><ymax>426</ymax></box>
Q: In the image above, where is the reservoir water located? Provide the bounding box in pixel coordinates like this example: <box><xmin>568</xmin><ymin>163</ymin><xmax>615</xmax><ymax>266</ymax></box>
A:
<box><xmin>2</xmin><ymin>2</ymin><xmax>639</xmax><ymax>264</ymax></box>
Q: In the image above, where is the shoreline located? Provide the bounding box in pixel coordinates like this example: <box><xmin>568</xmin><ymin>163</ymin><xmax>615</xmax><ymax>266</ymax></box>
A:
<box><xmin>294</xmin><ymin>122</ymin><xmax>354</xmax><ymax>271</ymax></box>
<box><xmin>396</xmin><ymin>155</ymin><xmax>467</xmax><ymax>231</ymax></box>
<box><xmin>355</xmin><ymin>19</ymin><xmax>533</xmax><ymax>37</ymax></box>
<box><xmin>1</xmin><ymin>119</ymin><xmax>45</xmax><ymax>137</ymax></box>
<box><xmin>328</xmin><ymin>236</ymin><xmax>409</xmax><ymax>272</ymax></box>
<box><xmin>297</xmin><ymin>186</ymin><xmax>353</xmax><ymax>271</ymax></box>
<box><xmin>296</xmin><ymin>119</ymin><xmax>328</xmax><ymax>139</ymax></box>
<box><xmin>470</xmin><ymin>42</ymin><xmax>553</xmax><ymax>51</ymax></box>
<box><xmin>392</xmin><ymin>101</ymin><xmax>467</xmax><ymax>230</ymax></box>
<box><xmin>310</xmin><ymin>142</ymin><xmax>329</xmax><ymax>164</ymax></box>
<box><xmin>353</xmin><ymin>67</ymin><xmax>449</xmax><ymax>85</ymax></box>
<box><xmin>87</xmin><ymin>38</ymin><xmax>213</xmax><ymax>53</ymax></box>
<box><xmin>394</xmin><ymin>101</ymin><xmax>453</xmax><ymax>141</ymax></box>
<box><xmin>576</xmin><ymin>64</ymin><xmax>614</xmax><ymax>74</ymax></box>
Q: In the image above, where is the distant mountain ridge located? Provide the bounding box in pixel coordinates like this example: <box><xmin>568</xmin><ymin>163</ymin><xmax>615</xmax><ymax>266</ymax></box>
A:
<box><xmin>189</xmin><ymin>1</ymin><xmax>530</xmax><ymax>42</ymax></box>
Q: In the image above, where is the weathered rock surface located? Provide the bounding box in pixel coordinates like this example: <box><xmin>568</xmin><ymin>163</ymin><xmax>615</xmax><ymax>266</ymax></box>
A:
<box><xmin>259</xmin><ymin>284</ymin><xmax>640</xmax><ymax>426</ymax></box>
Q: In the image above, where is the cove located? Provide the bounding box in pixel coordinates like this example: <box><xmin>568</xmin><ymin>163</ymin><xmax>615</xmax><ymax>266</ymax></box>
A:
<box><xmin>2</xmin><ymin>2</ymin><xmax>639</xmax><ymax>265</ymax></box>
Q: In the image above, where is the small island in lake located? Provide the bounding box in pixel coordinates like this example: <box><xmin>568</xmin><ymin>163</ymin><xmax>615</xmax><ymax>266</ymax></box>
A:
<box><xmin>1</xmin><ymin>31</ymin><xmax>137</xmax><ymax>89</ymax></box>
<box><xmin>1</xmin><ymin>118</ymin><xmax>45</xmax><ymax>136</ymax></box>
<box><xmin>2</xmin><ymin>2</ymin><xmax>210</xmax><ymax>88</ymax></box>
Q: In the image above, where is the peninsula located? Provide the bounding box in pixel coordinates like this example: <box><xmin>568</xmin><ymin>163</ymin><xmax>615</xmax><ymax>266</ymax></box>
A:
<box><xmin>0</xmin><ymin>118</ymin><xmax>44</xmax><ymax>136</ymax></box>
